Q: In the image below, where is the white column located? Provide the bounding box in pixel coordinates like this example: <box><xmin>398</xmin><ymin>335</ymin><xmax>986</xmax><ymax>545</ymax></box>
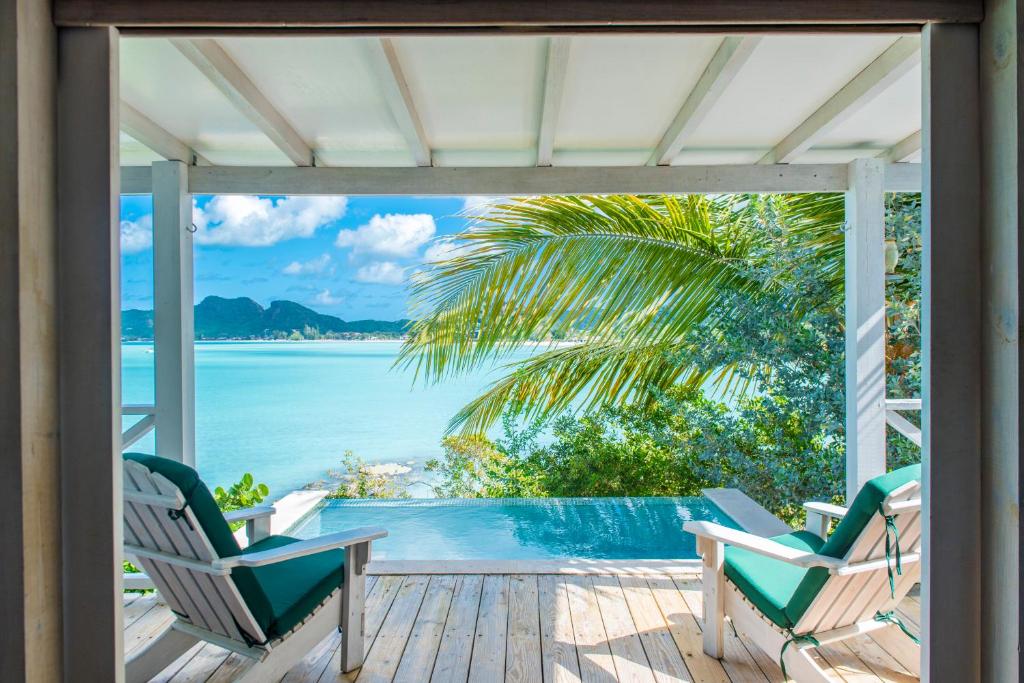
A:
<box><xmin>844</xmin><ymin>157</ymin><xmax>887</xmax><ymax>502</ymax></box>
<box><xmin>152</xmin><ymin>160</ymin><xmax>195</xmax><ymax>466</ymax></box>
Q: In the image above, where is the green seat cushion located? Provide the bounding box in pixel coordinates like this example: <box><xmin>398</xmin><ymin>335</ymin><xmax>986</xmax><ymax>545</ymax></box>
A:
<box><xmin>724</xmin><ymin>463</ymin><xmax>923</xmax><ymax>630</ymax></box>
<box><xmin>122</xmin><ymin>453</ymin><xmax>274</xmax><ymax>641</ymax></box>
<box><xmin>724</xmin><ymin>530</ymin><xmax>826</xmax><ymax>629</ymax></box>
<box><xmin>244</xmin><ymin>534</ymin><xmax>346</xmax><ymax>638</ymax></box>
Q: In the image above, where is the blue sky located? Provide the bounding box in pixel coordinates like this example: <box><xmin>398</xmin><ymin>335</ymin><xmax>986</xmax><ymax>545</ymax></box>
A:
<box><xmin>120</xmin><ymin>194</ymin><xmax>488</xmax><ymax>320</ymax></box>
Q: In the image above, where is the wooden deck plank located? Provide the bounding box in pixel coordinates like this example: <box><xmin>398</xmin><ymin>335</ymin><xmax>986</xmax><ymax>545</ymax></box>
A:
<box><xmin>394</xmin><ymin>575</ymin><xmax>457</xmax><ymax>683</ymax></box>
<box><xmin>618</xmin><ymin>574</ymin><xmax>693</xmax><ymax>683</ymax></box>
<box><xmin>564</xmin><ymin>574</ymin><xmax>617</xmax><ymax>683</ymax></box>
<box><xmin>672</xmin><ymin>577</ymin><xmax>769</xmax><ymax>683</ymax></box>
<box><xmin>506</xmin><ymin>575</ymin><xmax>543</xmax><ymax>683</ymax></box>
<box><xmin>123</xmin><ymin>574</ymin><xmax>921</xmax><ymax>683</ymax></box>
<box><xmin>468</xmin><ymin>574</ymin><xmax>511</xmax><ymax>682</ymax></box>
<box><xmin>591</xmin><ymin>574</ymin><xmax>657</xmax><ymax>683</ymax></box>
<box><xmin>431</xmin><ymin>575</ymin><xmax>484</xmax><ymax>683</ymax></box>
<box><xmin>319</xmin><ymin>574</ymin><xmax>405</xmax><ymax>683</ymax></box>
<box><xmin>645</xmin><ymin>575</ymin><xmax>731</xmax><ymax>683</ymax></box>
<box><xmin>356</xmin><ymin>575</ymin><xmax>431</xmax><ymax>683</ymax></box>
<box><xmin>538</xmin><ymin>575</ymin><xmax>583</xmax><ymax>683</ymax></box>
<box><xmin>282</xmin><ymin>576</ymin><xmax>379</xmax><ymax>683</ymax></box>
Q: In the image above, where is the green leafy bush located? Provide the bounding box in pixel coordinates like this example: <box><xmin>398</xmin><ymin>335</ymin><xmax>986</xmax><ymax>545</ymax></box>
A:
<box><xmin>213</xmin><ymin>472</ymin><xmax>270</xmax><ymax>530</ymax></box>
<box><xmin>327</xmin><ymin>451</ymin><xmax>411</xmax><ymax>499</ymax></box>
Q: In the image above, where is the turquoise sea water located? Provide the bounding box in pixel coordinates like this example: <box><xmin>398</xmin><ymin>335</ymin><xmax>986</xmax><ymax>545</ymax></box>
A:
<box><xmin>293</xmin><ymin>496</ymin><xmax>739</xmax><ymax>560</ymax></box>
<box><xmin>121</xmin><ymin>341</ymin><xmax>535</xmax><ymax>497</ymax></box>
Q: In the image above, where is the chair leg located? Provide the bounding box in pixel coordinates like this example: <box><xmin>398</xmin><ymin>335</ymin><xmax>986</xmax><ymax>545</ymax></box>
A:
<box><xmin>699</xmin><ymin>537</ymin><xmax>726</xmax><ymax>659</ymax></box>
<box><xmin>125</xmin><ymin>623</ymin><xmax>199</xmax><ymax>683</ymax></box>
<box><xmin>341</xmin><ymin>542</ymin><xmax>368</xmax><ymax>672</ymax></box>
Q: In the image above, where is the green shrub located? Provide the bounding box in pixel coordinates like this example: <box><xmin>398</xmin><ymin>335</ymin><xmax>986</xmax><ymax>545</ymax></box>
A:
<box><xmin>327</xmin><ymin>451</ymin><xmax>411</xmax><ymax>499</ymax></box>
<box><xmin>213</xmin><ymin>472</ymin><xmax>270</xmax><ymax>530</ymax></box>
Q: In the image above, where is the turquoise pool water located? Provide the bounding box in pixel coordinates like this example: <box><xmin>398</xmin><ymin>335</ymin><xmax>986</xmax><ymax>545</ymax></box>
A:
<box><xmin>291</xmin><ymin>496</ymin><xmax>738</xmax><ymax>560</ymax></box>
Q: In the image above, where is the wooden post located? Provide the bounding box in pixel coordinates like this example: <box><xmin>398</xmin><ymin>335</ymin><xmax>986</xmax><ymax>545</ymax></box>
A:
<box><xmin>57</xmin><ymin>26</ymin><xmax>123</xmax><ymax>682</ymax></box>
<box><xmin>844</xmin><ymin>157</ymin><xmax>887</xmax><ymax>502</ymax></box>
<box><xmin>698</xmin><ymin>537</ymin><xmax>725</xmax><ymax>658</ymax></box>
<box><xmin>0</xmin><ymin>0</ymin><xmax>62</xmax><ymax>680</ymax></box>
<box><xmin>152</xmin><ymin>160</ymin><xmax>195</xmax><ymax>466</ymax></box>
<box><xmin>979</xmin><ymin>0</ymin><xmax>1022</xmax><ymax>678</ymax></box>
<box><xmin>921</xmin><ymin>22</ymin><xmax>982</xmax><ymax>683</ymax></box>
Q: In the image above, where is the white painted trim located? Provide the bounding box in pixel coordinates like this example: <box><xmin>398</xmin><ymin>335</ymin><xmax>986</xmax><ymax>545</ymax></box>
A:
<box><xmin>536</xmin><ymin>37</ymin><xmax>571</xmax><ymax>167</ymax></box>
<box><xmin>366</xmin><ymin>559</ymin><xmax>702</xmax><ymax>575</ymax></box>
<box><xmin>878</xmin><ymin>130</ymin><xmax>922</xmax><ymax>163</ymax></box>
<box><xmin>370</xmin><ymin>38</ymin><xmax>432</xmax><ymax>167</ymax></box>
<box><xmin>886</xmin><ymin>408</ymin><xmax>923</xmax><ymax>445</ymax></box>
<box><xmin>119</xmin><ymin>162</ymin><xmax>923</xmax><ymax>196</ymax></box>
<box><xmin>121</xmin><ymin>413</ymin><xmax>155</xmax><ymax>449</ymax></box>
<box><xmin>885</xmin><ymin>397</ymin><xmax>922</xmax><ymax>410</ymax></box>
<box><xmin>119</xmin><ymin>102</ymin><xmax>209</xmax><ymax>165</ymax></box>
<box><xmin>648</xmin><ymin>36</ymin><xmax>761</xmax><ymax>166</ymax></box>
<box><xmin>760</xmin><ymin>36</ymin><xmax>921</xmax><ymax>164</ymax></box>
<box><xmin>844</xmin><ymin>157</ymin><xmax>887</xmax><ymax>501</ymax></box>
<box><xmin>170</xmin><ymin>38</ymin><xmax>313</xmax><ymax>166</ymax></box>
<box><xmin>152</xmin><ymin>160</ymin><xmax>195</xmax><ymax>467</ymax></box>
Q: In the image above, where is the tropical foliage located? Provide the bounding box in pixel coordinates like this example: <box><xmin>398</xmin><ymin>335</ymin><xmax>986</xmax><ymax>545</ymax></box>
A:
<box><xmin>327</xmin><ymin>451</ymin><xmax>412</xmax><ymax>499</ymax></box>
<box><xmin>213</xmin><ymin>472</ymin><xmax>270</xmax><ymax>530</ymax></box>
<box><xmin>400</xmin><ymin>193</ymin><xmax>848</xmax><ymax>433</ymax></box>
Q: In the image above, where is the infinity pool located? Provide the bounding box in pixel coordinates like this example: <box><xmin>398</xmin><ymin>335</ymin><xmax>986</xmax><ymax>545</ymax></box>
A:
<box><xmin>291</xmin><ymin>497</ymin><xmax>739</xmax><ymax>560</ymax></box>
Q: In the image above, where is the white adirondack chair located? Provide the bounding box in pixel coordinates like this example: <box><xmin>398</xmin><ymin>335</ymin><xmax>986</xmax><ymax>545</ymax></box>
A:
<box><xmin>122</xmin><ymin>454</ymin><xmax>386</xmax><ymax>683</ymax></box>
<box><xmin>685</xmin><ymin>464</ymin><xmax>922</xmax><ymax>682</ymax></box>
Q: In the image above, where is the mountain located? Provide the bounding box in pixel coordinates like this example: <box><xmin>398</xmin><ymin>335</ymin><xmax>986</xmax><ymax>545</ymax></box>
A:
<box><xmin>121</xmin><ymin>296</ymin><xmax>410</xmax><ymax>340</ymax></box>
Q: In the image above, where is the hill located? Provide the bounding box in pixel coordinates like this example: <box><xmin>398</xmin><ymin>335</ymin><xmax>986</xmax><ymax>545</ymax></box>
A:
<box><xmin>121</xmin><ymin>296</ymin><xmax>410</xmax><ymax>340</ymax></box>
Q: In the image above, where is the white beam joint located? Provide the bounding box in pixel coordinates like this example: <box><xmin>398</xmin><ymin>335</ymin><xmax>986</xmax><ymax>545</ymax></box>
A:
<box><xmin>171</xmin><ymin>38</ymin><xmax>313</xmax><ymax>167</ymax></box>
<box><xmin>536</xmin><ymin>37</ymin><xmax>571</xmax><ymax>167</ymax></box>
<box><xmin>845</xmin><ymin>157</ymin><xmax>887</xmax><ymax>502</ymax></box>
<box><xmin>120</xmin><ymin>102</ymin><xmax>209</xmax><ymax>165</ymax></box>
<box><xmin>371</xmin><ymin>38</ymin><xmax>432</xmax><ymax>167</ymax></box>
<box><xmin>761</xmin><ymin>36</ymin><xmax>921</xmax><ymax>164</ymax></box>
<box><xmin>877</xmin><ymin>130</ymin><xmax>922</xmax><ymax>163</ymax></box>
<box><xmin>152</xmin><ymin>160</ymin><xmax>195</xmax><ymax>466</ymax></box>
<box><xmin>648</xmin><ymin>36</ymin><xmax>761</xmax><ymax>166</ymax></box>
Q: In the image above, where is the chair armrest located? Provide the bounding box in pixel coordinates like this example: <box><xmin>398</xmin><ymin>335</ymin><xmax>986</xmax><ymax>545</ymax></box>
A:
<box><xmin>684</xmin><ymin>521</ymin><xmax>843</xmax><ymax>570</ymax></box>
<box><xmin>222</xmin><ymin>505</ymin><xmax>276</xmax><ymax>524</ymax></box>
<box><xmin>803</xmin><ymin>501</ymin><xmax>847</xmax><ymax>520</ymax></box>
<box><xmin>216</xmin><ymin>526</ymin><xmax>388</xmax><ymax>569</ymax></box>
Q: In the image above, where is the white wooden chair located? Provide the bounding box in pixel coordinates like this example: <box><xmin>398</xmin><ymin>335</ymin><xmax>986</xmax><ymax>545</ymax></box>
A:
<box><xmin>685</xmin><ymin>464</ymin><xmax>922</xmax><ymax>682</ymax></box>
<box><xmin>122</xmin><ymin>454</ymin><xmax>386</xmax><ymax>683</ymax></box>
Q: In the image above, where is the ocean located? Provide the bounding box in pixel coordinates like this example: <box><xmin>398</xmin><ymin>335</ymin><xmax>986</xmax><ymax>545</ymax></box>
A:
<box><xmin>121</xmin><ymin>341</ymin><xmax>536</xmax><ymax>498</ymax></box>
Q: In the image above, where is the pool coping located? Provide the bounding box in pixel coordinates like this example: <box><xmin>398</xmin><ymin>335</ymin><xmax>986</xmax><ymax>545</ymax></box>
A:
<box><xmin>366</xmin><ymin>559</ymin><xmax>702</xmax><ymax>575</ymax></box>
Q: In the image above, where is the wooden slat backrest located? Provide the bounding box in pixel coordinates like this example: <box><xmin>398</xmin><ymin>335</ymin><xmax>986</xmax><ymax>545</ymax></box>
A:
<box><xmin>793</xmin><ymin>481</ymin><xmax>922</xmax><ymax>634</ymax></box>
<box><xmin>123</xmin><ymin>459</ymin><xmax>266</xmax><ymax>645</ymax></box>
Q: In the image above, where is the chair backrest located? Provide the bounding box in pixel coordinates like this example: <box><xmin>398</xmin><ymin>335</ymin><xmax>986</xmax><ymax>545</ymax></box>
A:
<box><xmin>122</xmin><ymin>454</ymin><xmax>268</xmax><ymax>646</ymax></box>
<box><xmin>792</xmin><ymin>467</ymin><xmax>922</xmax><ymax>634</ymax></box>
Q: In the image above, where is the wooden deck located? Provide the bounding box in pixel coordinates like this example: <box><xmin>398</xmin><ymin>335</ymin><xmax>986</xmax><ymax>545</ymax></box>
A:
<box><xmin>125</xmin><ymin>574</ymin><xmax>921</xmax><ymax>683</ymax></box>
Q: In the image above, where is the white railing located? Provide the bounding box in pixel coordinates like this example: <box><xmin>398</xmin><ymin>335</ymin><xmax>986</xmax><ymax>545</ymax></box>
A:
<box><xmin>885</xmin><ymin>398</ymin><xmax>922</xmax><ymax>447</ymax></box>
<box><xmin>121</xmin><ymin>404</ymin><xmax>156</xmax><ymax>449</ymax></box>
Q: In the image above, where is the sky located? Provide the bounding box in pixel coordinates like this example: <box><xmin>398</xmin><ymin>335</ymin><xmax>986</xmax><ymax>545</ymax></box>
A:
<box><xmin>120</xmin><ymin>194</ymin><xmax>493</xmax><ymax>321</ymax></box>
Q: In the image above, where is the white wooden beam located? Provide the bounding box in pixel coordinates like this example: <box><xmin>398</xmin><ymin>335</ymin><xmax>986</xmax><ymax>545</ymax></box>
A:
<box><xmin>647</xmin><ymin>36</ymin><xmax>760</xmax><ymax>166</ymax></box>
<box><xmin>369</xmin><ymin>38</ymin><xmax>431</xmax><ymax>167</ymax></box>
<box><xmin>844</xmin><ymin>157</ymin><xmax>887</xmax><ymax>502</ymax></box>
<box><xmin>171</xmin><ymin>38</ymin><xmax>313</xmax><ymax>166</ymax></box>
<box><xmin>877</xmin><ymin>130</ymin><xmax>922</xmax><ymax>163</ymax></box>
<box><xmin>57</xmin><ymin>25</ymin><xmax>124</xmax><ymax>680</ymax></box>
<box><xmin>120</xmin><ymin>102</ymin><xmax>209</xmax><ymax>165</ymax></box>
<box><xmin>760</xmin><ymin>36</ymin><xmax>921</xmax><ymax>164</ymax></box>
<box><xmin>536</xmin><ymin>37</ymin><xmax>571</xmax><ymax>167</ymax></box>
<box><xmin>119</xmin><ymin>162</ymin><xmax>923</xmax><ymax>196</ymax></box>
<box><xmin>921</xmin><ymin>22</ymin><xmax>982</xmax><ymax>683</ymax></box>
<box><xmin>152</xmin><ymin>160</ymin><xmax>195</xmax><ymax>467</ymax></box>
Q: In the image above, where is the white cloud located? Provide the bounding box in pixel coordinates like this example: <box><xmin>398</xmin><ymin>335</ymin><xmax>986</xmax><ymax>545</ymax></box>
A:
<box><xmin>312</xmin><ymin>289</ymin><xmax>343</xmax><ymax>306</ymax></box>
<box><xmin>354</xmin><ymin>261</ymin><xmax>406</xmax><ymax>285</ymax></box>
<box><xmin>193</xmin><ymin>195</ymin><xmax>347</xmax><ymax>247</ymax></box>
<box><xmin>335</xmin><ymin>213</ymin><xmax>435</xmax><ymax>257</ymax></box>
<box><xmin>461</xmin><ymin>196</ymin><xmax>504</xmax><ymax>214</ymax></box>
<box><xmin>282</xmin><ymin>253</ymin><xmax>333</xmax><ymax>276</ymax></box>
<box><xmin>120</xmin><ymin>215</ymin><xmax>153</xmax><ymax>254</ymax></box>
<box><xmin>423</xmin><ymin>238</ymin><xmax>471</xmax><ymax>263</ymax></box>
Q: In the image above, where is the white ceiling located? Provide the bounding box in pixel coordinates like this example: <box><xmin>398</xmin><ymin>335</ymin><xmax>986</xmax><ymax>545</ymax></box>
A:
<box><xmin>118</xmin><ymin>33</ymin><xmax>922</xmax><ymax>168</ymax></box>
